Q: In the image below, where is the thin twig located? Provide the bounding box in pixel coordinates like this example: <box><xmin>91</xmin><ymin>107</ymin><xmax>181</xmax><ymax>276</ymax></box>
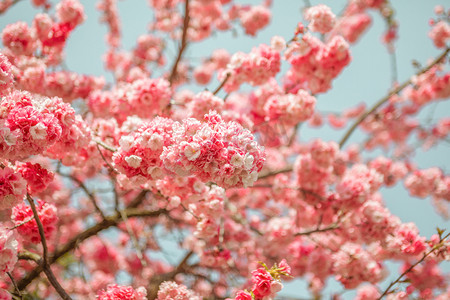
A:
<box><xmin>7</xmin><ymin>272</ymin><xmax>22</xmax><ymax>299</ymax></box>
<box><xmin>339</xmin><ymin>47</ymin><xmax>449</xmax><ymax>148</ymax></box>
<box><xmin>377</xmin><ymin>232</ymin><xmax>450</xmax><ymax>299</ymax></box>
<box><xmin>213</xmin><ymin>73</ymin><xmax>230</xmax><ymax>95</ymax></box>
<box><xmin>94</xmin><ymin>139</ymin><xmax>117</xmax><ymax>152</ymax></box>
<box><xmin>168</xmin><ymin>0</ymin><xmax>190</xmax><ymax>84</ymax></box>
<box><xmin>64</xmin><ymin>174</ymin><xmax>106</xmax><ymax>219</ymax></box>
<box><xmin>96</xmin><ymin>143</ymin><xmax>119</xmax><ymax>174</ymax></box>
<box><xmin>8</xmin><ymin>216</ymin><xmax>34</xmax><ymax>230</ymax></box>
<box><xmin>119</xmin><ymin>209</ymin><xmax>147</xmax><ymax>267</ymax></box>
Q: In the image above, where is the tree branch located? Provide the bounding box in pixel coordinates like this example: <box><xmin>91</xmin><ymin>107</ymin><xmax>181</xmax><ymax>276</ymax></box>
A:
<box><xmin>26</xmin><ymin>194</ymin><xmax>73</xmax><ymax>299</ymax></box>
<box><xmin>168</xmin><ymin>0</ymin><xmax>190</xmax><ymax>85</ymax></box>
<box><xmin>377</xmin><ymin>232</ymin><xmax>450</xmax><ymax>299</ymax></box>
<box><xmin>17</xmin><ymin>206</ymin><xmax>167</xmax><ymax>291</ymax></box>
<box><xmin>339</xmin><ymin>47</ymin><xmax>449</xmax><ymax>148</ymax></box>
<box><xmin>148</xmin><ymin>251</ymin><xmax>194</xmax><ymax>299</ymax></box>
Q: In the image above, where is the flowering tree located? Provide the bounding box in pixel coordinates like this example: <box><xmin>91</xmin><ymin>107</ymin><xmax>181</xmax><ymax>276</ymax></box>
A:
<box><xmin>0</xmin><ymin>0</ymin><xmax>449</xmax><ymax>299</ymax></box>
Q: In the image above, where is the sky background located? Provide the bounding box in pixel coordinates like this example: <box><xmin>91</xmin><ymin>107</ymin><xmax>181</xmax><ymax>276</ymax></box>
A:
<box><xmin>1</xmin><ymin>0</ymin><xmax>449</xmax><ymax>299</ymax></box>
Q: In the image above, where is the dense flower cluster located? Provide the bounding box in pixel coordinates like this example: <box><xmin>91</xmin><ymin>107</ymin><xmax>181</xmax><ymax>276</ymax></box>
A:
<box><xmin>0</xmin><ymin>53</ymin><xmax>13</xmax><ymax>96</ymax></box>
<box><xmin>113</xmin><ymin>116</ymin><xmax>174</xmax><ymax>181</ymax></box>
<box><xmin>16</xmin><ymin>162</ymin><xmax>54</xmax><ymax>194</ymax></box>
<box><xmin>221</xmin><ymin>44</ymin><xmax>281</xmax><ymax>92</ymax></box>
<box><xmin>162</xmin><ymin>112</ymin><xmax>265</xmax><ymax>188</ymax></box>
<box><xmin>233</xmin><ymin>261</ymin><xmax>291</xmax><ymax>300</ymax></box>
<box><xmin>304</xmin><ymin>4</ymin><xmax>336</xmax><ymax>34</ymax></box>
<box><xmin>285</xmin><ymin>33</ymin><xmax>351</xmax><ymax>94</ymax></box>
<box><xmin>12</xmin><ymin>200</ymin><xmax>57</xmax><ymax>244</ymax></box>
<box><xmin>88</xmin><ymin>78</ymin><xmax>171</xmax><ymax>123</ymax></box>
<box><xmin>0</xmin><ymin>167</ymin><xmax>26</xmax><ymax>210</ymax></box>
<box><xmin>97</xmin><ymin>284</ymin><xmax>147</xmax><ymax>300</ymax></box>
<box><xmin>157</xmin><ymin>281</ymin><xmax>201</xmax><ymax>300</ymax></box>
<box><xmin>0</xmin><ymin>0</ymin><xmax>448</xmax><ymax>299</ymax></box>
<box><xmin>0</xmin><ymin>90</ymin><xmax>91</xmax><ymax>163</ymax></box>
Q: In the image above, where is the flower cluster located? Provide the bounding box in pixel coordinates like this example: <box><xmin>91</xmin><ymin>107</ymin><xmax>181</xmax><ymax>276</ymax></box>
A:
<box><xmin>336</xmin><ymin>164</ymin><xmax>384</xmax><ymax>209</ymax></box>
<box><xmin>113</xmin><ymin>117</ymin><xmax>174</xmax><ymax>181</ymax></box>
<box><xmin>332</xmin><ymin>243</ymin><xmax>385</xmax><ymax>289</ymax></box>
<box><xmin>404</xmin><ymin>167</ymin><xmax>445</xmax><ymax>198</ymax></box>
<box><xmin>233</xmin><ymin>260</ymin><xmax>291</xmax><ymax>300</ymax></box>
<box><xmin>0</xmin><ymin>167</ymin><xmax>26</xmax><ymax>210</ymax></box>
<box><xmin>12</xmin><ymin>199</ymin><xmax>58</xmax><ymax>244</ymax></box>
<box><xmin>88</xmin><ymin>78</ymin><xmax>171</xmax><ymax>123</ymax></box>
<box><xmin>285</xmin><ymin>34</ymin><xmax>351</xmax><ymax>94</ymax></box>
<box><xmin>0</xmin><ymin>90</ymin><xmax>90</xmax><ymax>162</ymax></box>
<box><xmin>186</xmin><ymin>91</ymin><xmax>225</xmax><ymax>120</ymax></box>
<box><xmin>240</xmin><ymin>5</ymin><xmax>271</xmax><ymax>36</ymax></box>
<box><xmin>429</xmin><ymin>20</ymin><xmax>450</xmax><ymax>48</ymax></box>
<box><xmin>16</xmin><ymin>162</ymin><xmax>54</xmax><ymax>194</ymax></box>
<box><xmin>0</xmin><ymin>225</ymin><xmax>17</xmax><ymax>273</ymax></box>
<box><xmin>263</xmin><ymin>89</ymin><xmax>316</xmax><ymax>126</ymax></box>
<box><xmin>304</xmin><ymin>4</ymin><xmax>336</xmax><ymax>34</ymax></box>
<box><xmin>162</xmin><ymin>112</ymin><xmax>265</xmax><ymax>188</ymax></box>
<box><xmin>221</xmin><ymin>44</ymin><xmax>281</xmax><ymax>92</ymax></box>
<box><xmin>97</xmin><ymin>284</ymin><xmax>147</xmax><ymax>300</ymax></box>
<box><xmin>157</xmin><ymin>281</ymin><xmax>200</xmax><ymax>300</ymax></box>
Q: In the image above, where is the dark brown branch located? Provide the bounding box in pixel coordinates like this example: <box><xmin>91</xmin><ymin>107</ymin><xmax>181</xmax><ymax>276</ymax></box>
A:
<box><xmin>295</xmin><ymin>223</ymin><xmax>340</xmax><ymax>236</ymax></box>
<box><xmin>126</xmin><ymin>189</ymin><xmax>149</xmax><ymax>208</ymax></box>
<box><xmin>168</xmin><ymin>0</ymin><xmax>190</xmax><ymax>84</ymax></box>
<box><xmin>17</xmin><ymin>207</ymin><xmax>167</xmax><ymax>291</ymax></box>
<box><xmin>26</xmin><ymin>194</ymin><xmax>73</xmax><ymax>299</ymax></box>
<box><xmin>258</xmin><ymin>165</ymin><xmax>294</xmax><ymax>180</ymax></box>
<box><xmin>339</xmin><ymin>47</ymin><xmax>449</xmax><ymax>148</ymax></box>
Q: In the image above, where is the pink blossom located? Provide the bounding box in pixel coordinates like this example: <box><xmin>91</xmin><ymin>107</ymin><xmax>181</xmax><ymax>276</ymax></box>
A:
<box><xmin>305</xmin><ymin>5</ymin><xmax>336</xmax><ymax>34</ymax></box>
<box><xmin>56</xmin><ymin>0</ymin><xmax>86</xmax><ymax>28</ymax></box>
<box><xmin>0</xmin><ymin>225</ymin><xmax>18</xmax><ymax>273</ymax></box>
<box><xmin>157</xmin><ymin>281</ymin><xmax>200</xmax><ymax>300</ymax></box>
<box><xmin>2</xmin><ymin>22</ymin><xmax>36</xmax><ymax>56</ymax></box>
<box><xmin>240</xmin><ymin>5</ymin><xmax>271</xmax><ymax>36</ymax></box>
<box><xmin>0</xmin><ymin>167</ymin><xmax>26</xmax><ymax>211</ymax></box>
<box><xmin>97</xmin><ymin>284</ymin><xmax>147</xmax><ymax>300</ymax></box>
<box><xmin>0</xmin><ymin>53</ymin><xmax>13</xmax><ymax>96</ymax></box>
<box><xmin>12</xmin><ymin>199</ymin><xmax>58</xmax><ymax>244</ymax></box>
<box><xmin>16</xmin><ymin>162</ymin><xmax>54</xmax><ymax>194</ymax></box>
